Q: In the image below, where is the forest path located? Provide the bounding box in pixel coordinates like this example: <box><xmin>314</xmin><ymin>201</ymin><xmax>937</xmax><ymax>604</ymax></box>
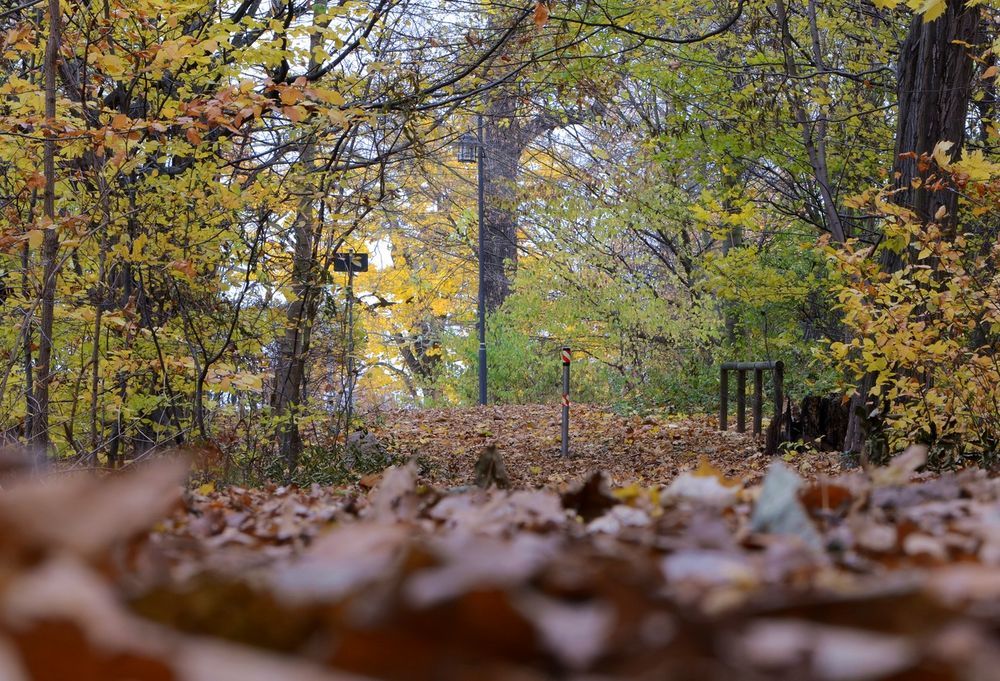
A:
<box><xmin>371</xmin><ymin>404</ymin><xmax>846</xmax><ymax>490</ymax></box>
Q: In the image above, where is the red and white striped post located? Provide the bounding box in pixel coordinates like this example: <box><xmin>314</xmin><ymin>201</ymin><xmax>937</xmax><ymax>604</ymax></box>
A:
<box><xmin>561</xmin><ymin>347</ymin><xmax>571</xmax><ymax>457</ymax></box>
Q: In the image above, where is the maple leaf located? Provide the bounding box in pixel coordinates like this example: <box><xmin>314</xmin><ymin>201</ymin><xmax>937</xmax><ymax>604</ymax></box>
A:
<box><xmin>954</xmin><ymin>148</ymin><xmax>1000</xmax><ymax>181</ymax></box>
<box><xmin>907</xmin><ymin>0</ymin><xmax>947</xmax><ymax>22</ymax></box>
<box><xmin>170</xmin><ymin>259</ymin><xmax>198</xmax><ymax>279</ymax></box>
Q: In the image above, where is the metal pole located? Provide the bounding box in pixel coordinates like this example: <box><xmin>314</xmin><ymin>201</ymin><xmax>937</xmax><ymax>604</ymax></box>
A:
<box><xmin>345</xmin><ymin>254</ymin><xmax>355</xmax><ymax>441</ymax></box>
<box><xmin>719</xmin><ymin>366</ymin><xmax>728</xmax><ymax>431</ymax></box>
<box><xmin>561</xmin><ymin>347</ymin><xmax>570</xmax><ymax>456</ymax></box>
<box><xmin>477</xmin><ymin>113</ymin><xmax>487</xmax><ymax>406</ymax></box>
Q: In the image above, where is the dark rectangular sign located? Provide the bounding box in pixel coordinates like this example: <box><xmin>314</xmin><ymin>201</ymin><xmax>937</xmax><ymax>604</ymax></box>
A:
<box><xmin>333</xmin><ymin>252</ymin><xmax>368</xmax><ymax>273</ymax></box>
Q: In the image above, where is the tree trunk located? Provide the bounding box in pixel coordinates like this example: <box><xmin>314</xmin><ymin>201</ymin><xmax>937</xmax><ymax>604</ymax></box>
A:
<box><xmin>31</xmin><ymin>0</ymin><xmax>61</xmax><ymax>452</ymax></box>
<box><xmin>480</xmin><ymin>97</ymin><xmax>526</xmax><ymax>312</ymax></box>
<box><xmin>479</xmin><ymin>90</ymin><xmax>562</xmax><ymax>312</ymax></box>
<box><xmin>271</xmin><ymin>154</ymin><xmax>317</xmax><ymax>470</ymax></box>
<box><xmin>843</xmin><ymin>4</ymin><xmax>981</xmax><ymax>454</ymax></box>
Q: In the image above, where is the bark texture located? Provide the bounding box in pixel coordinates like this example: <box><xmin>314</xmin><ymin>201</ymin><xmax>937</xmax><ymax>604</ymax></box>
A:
<box><xmin>843</xmin><ymin>4</ymin><xmax>982</xmax><ymax>454</ymax></box>
<box><xmin>480</xmin><ymin>91</ymin><xmax>561</xmax><ymax>312</ymax></box>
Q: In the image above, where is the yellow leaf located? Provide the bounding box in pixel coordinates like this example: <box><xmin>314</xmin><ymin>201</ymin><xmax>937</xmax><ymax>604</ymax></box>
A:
<box><xmin>196</xmin><ymin>481</ymin><xmax>215</xmax><ymax>496</ymax></box>
<box><xmin>954</xmin><ymin>149</ymin><xmax>1000</xmax><ymax>181</ymax></box>
<box><xmin>872</xmin><ymin>0</ymin><xmax>899</xmax><ymax>7</ymax></box>
<box><xmin>97</xmin><ymin>53</ymin><xmax>128</xmax><ymax>76</ymax></box>
<box><xmin>691</xmin><ymin>456</ymin><xmax>741</xmax><ymax>488</ymax></box>
<box><xmin>430</xmin><ymin>298</ymin><xmax>450</xmax><ymax>316</ymax></box>
<box><xmin>26</xmin><ymin>229</ymin><xmax>44</xmax><ymax>249</ymax></box>
<box><xmin>907</xmin><ymin>0</ymin><xmax>947</xmax><ymax>22</ymax></box>
<box><xmin>612</xmin><ymin>483</ymin><xmax>642</xmax><ymax>502</ymax></box>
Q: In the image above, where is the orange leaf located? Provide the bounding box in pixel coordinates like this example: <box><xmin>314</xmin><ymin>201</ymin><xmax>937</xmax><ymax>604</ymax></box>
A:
<box><xmin>170</xmin><ymin>259</ymin><xmax>197</xmax><ymax>279</ymax></box>
<box><xmin>185</xmin><ymin>127</ymin><xmax>202</xmax><ymax>145</ymax></box>
<box><xmin>533</xmin><ymin>1</ymin><xmax>549</xmax><ymax>27</ymax></box>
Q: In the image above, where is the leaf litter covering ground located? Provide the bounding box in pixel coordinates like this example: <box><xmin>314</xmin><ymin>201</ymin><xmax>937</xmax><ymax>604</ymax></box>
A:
<box><xmin>372</xmin><ymin>404</ymin><xmax>844</xmax><ymax>488</ymax></box>
<box><xmin>3</xmin><ymin>446</ymin><xmax>1000</xmax><ymax>679</ymax></box>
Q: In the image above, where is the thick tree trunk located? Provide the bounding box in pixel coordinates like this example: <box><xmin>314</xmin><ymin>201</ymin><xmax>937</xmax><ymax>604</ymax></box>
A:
<box><xmin>843</xmin><ymin>4</ymin><xmax>981</xmax><ymax>455</ymax></box>
<box><xmin>479</xmin><ymin>90</ymin><xmax>561</xmax><ymax>312</ymax></box>
<box><xmin>480</xmin><ymin>97</ymin><xmax>526</xmax><ymax>312</ymax></box>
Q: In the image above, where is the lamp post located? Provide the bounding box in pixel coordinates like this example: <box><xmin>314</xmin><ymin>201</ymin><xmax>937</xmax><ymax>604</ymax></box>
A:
<box><xmin>456</xmin><ymin>115</ymin><xmax>487</xmax><ymax>406</ymax></box>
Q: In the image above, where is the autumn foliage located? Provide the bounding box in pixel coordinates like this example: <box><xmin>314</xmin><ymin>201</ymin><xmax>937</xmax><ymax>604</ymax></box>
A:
<box><xmin>828</xmin><ymin>149</ymin><xmax>1000</xmax><ymax>464</ymax></box>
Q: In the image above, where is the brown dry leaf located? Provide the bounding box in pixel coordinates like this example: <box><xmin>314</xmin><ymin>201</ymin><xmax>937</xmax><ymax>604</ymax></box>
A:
<box><xmin>870</xmin><ymin>445</ymin><xmax>928</xmax><ymax>487</ymax></box>
<box><xmin>533</xmin><ymin>1</ymin><xmax>549</xmax><ymax>27</ymax></box>
<box><xmin>0</xmin><ymin>456</ymin><xmax>189</xmax><ymax>560</ymax></box>
<box><xmin>0</xmin><ymin>638</ymin><xmax>28</xmax><ymax>681</ymax></box>
<box><xmin>178</xmin><ymin>638</ymin><xmax>375</xmax><ymax>681</ymax></box>
<box><xmin>925</xmin><ymin>565</ymin><xmax>1000</xmax><ymax>605</ymax></box>
<box><xmin>429</xmin><ymin>489</ymin><xmax>565</xmax><ymax>536</ymax></box>
<box><xmin>404</xmin><ymin>533</ymin><xmax>560</xmax><ymax>608</ymax></box>
<box><xmin>561</xmin><ymin>471</ymin><xmax>617</xmax><ymax>521</ymax></box>
<box><xmin>0</xmin><ymin>558</ymin><xmax>176</xmax><ymax>681</ymax></box>
<box><xmin>800</xmin><ymin>479</ymin><xmax>855</xmax><ymax>515</ymax></box>
<box><xmin>738</xmin><ymin>619</ymin><xmax>917</xmax><ymax>681</ymax></box>
<box><xmin>851</xmin><ymin>518</ymin><xmax>898</xmax><ymax>553</ymax></box>
<box><xmin>367</xmin><ymin>461</ymin><xmax>420</xmax><ymax>521</ymax></box>
<box><xmin>274</xmin><ymin>522</ymin><xmax>411</xmax><ymax>603</ymax></box>
<box><xmin>662</xmin><ymin>549</ymin><xmax>757</xmax><ymax>588</ymax></box>
<box><xmin>514</xmin><ymin>594</ymin><xmax>614</xmax><ymax>670</ymax></box>
<box><xmin>662</xmin><ymin>469</ymin><xmax>741</xmax><ymax>507</ymax></box>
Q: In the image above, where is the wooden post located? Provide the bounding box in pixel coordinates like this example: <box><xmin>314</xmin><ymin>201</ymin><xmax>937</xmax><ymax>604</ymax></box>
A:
<box><xmin>719</xmin><ymin>366</ymin><xmax>728</xmax><ymax>431</ymax></box>
<box><xmin>753</xmin><ymin>368</ymin><xmax>763</xmax><ymax>435</ymax></box>
<box><xmin>736</xmin><ymin>369</ymin><xmax>746</xmax><ymax>433</ymax></box>
<box><xmin>774</xmin><ymin>360</ymin><xmax>785</xmax><ymax>440</ymax></box>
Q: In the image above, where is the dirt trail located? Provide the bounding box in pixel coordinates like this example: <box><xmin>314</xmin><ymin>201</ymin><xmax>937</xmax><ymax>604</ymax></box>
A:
<box><xmin>371</xmin><ymin>403</ymin><xmax>845</xmax><ymax>489</ymax></box>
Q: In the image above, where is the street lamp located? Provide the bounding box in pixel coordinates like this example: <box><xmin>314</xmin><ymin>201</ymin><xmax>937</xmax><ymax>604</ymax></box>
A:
<box><xmin>455</xmin><ymin>115</ymin><xmax>487</xmax><ymax>406</ymax></box>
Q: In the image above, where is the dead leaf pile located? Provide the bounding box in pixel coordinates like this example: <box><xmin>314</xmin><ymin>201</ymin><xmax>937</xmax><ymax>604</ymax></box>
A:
<box><xmin>3</xmin><ymin>444</ymin><xmax>1000</xmax><ymax>680</ymax></box>
<box><xmin>372</xmin><ymin>404</ymin><xmax>843</xmax><ymax>489</ymax></box>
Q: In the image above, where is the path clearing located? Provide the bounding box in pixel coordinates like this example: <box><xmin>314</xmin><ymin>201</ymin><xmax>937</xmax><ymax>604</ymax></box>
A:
<box><xmin>372</xmin><ymin>404</ymin><xmax>846</xmax><ymax>489</ymax></box>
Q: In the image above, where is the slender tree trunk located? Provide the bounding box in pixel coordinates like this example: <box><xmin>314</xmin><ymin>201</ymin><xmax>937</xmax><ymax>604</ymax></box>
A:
<box><xmin>269</xmin><ymin>11</ymin><xmax>342</xmax><ymax>470</ymax></box>
<box><xmin>31</xmin><ymin>0</ymin><xmax>61</xmax><ymax>452</ymax></box>
<box><xmin>21</xmin><ymin>241</ymin><xmax>34</xmax><ymax>441</ymax></box>
<box><xmin>271</xmin><ymin>172</ymin><xmax>317</xmax><ymax>469</ymax></box>
<box><xmin>774</xmin><ymin>0</ymin><xmax>846</xmax><ymax>243</ymax></box>
<box><xmin>89</xmin><ymin>197</ymin><xmax>108</xmax><ymax>463</ymax></box>
<box><xmin>843</xmin><ymin>4</ymin><xmax>981</xmax><ymax>454</ymax></box>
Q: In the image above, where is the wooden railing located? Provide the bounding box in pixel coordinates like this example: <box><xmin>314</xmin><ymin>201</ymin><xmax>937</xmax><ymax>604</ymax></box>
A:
<box><xmin>719</xmin><ymin>361</ymin><xmax>784</xmax><ymax>437</ymax></box>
